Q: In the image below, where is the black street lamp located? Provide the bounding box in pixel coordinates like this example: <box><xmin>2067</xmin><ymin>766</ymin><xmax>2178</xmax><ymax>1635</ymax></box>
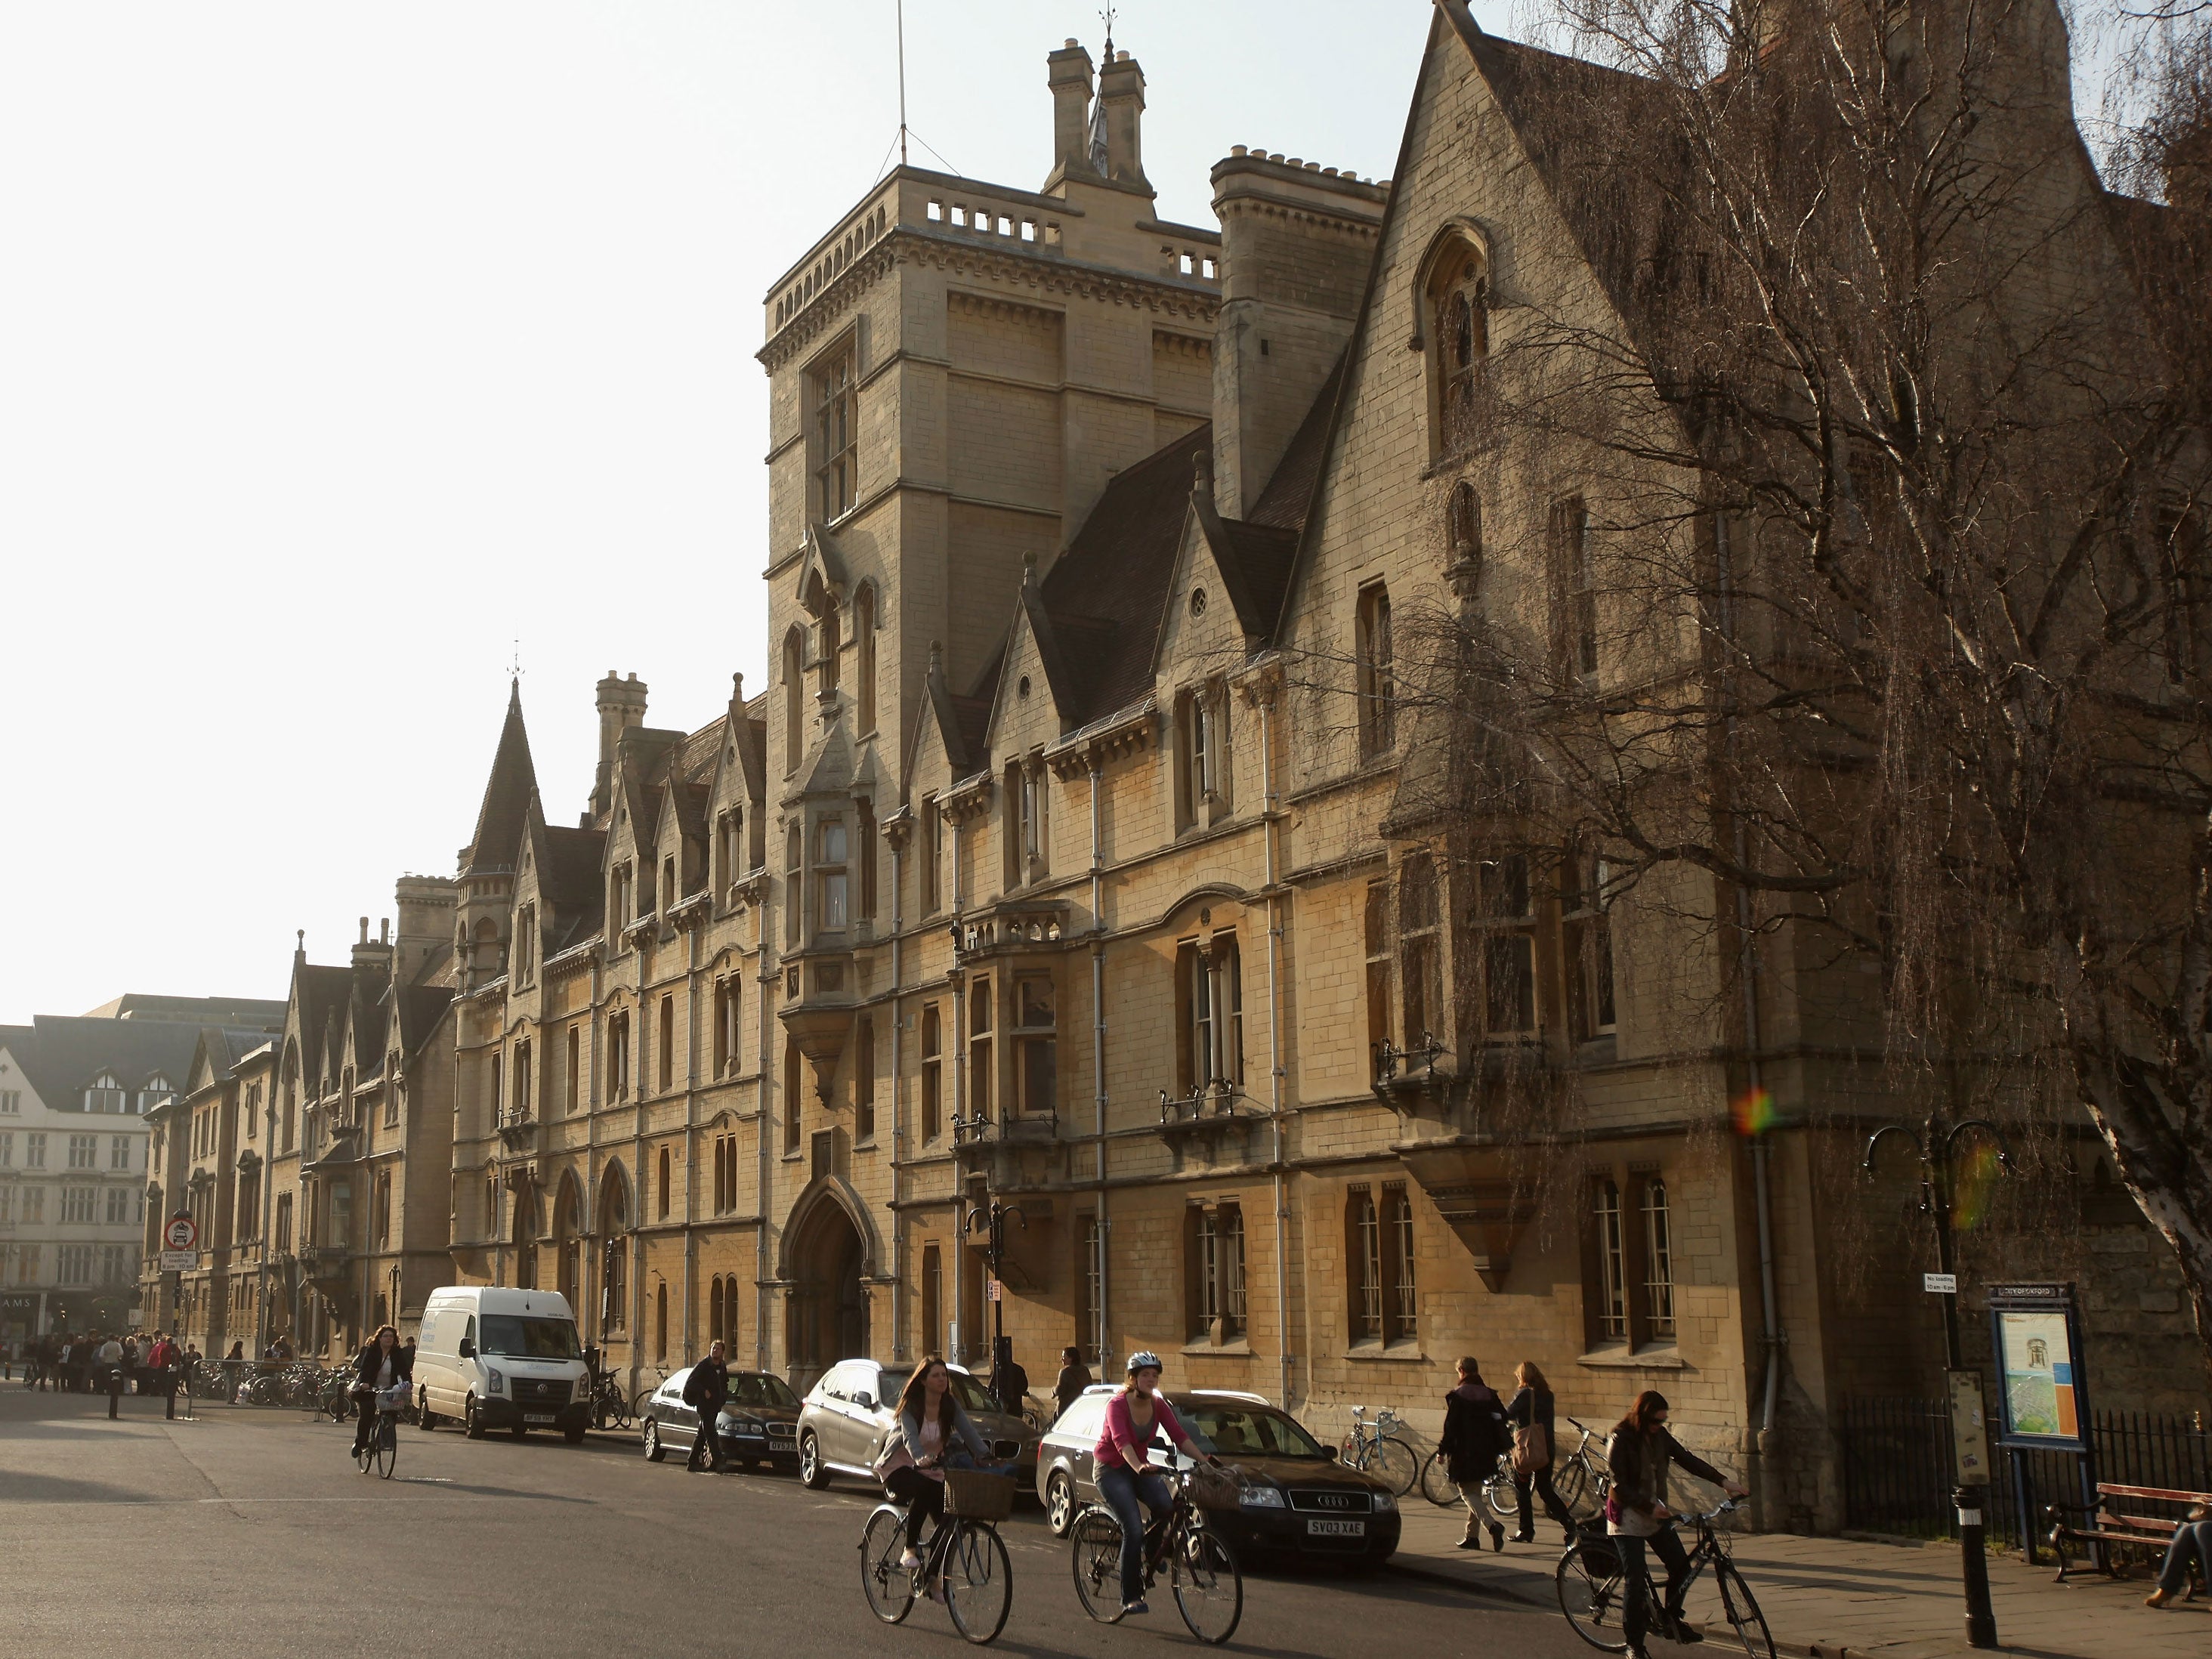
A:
<box><xmin>964</xmin><ymin>1198</ymin><xmax>1025</xmax><ymax>1396</ymax></box>
<box><xmin>1864</xmin><ymin>1108</ymin><xmax>2014</xmax><ymax>1650</ymax></box>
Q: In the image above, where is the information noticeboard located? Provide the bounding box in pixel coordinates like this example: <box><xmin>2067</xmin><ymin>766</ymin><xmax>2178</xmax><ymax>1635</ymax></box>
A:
<box><xmin>1986</xmin><ymin>1282</ymin><xmax>2090</xmax><ymax>1452</ymax></box>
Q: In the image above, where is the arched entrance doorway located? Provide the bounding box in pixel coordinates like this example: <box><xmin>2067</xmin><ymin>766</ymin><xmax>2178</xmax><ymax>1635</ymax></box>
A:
<box><xmin>786</xmin><ymin>1197</ymin><xmax>867</xmax><ymax>1395</ymax></box>
<box><xmin>597</xmin><ymin>1163</ymin><xmax>631</xmax><ymax>1348</ymax></box>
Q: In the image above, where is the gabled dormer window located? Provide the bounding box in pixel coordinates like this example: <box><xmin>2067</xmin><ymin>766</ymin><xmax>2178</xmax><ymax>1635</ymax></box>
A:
<box><xmin>136</xmin><ymin>1074</ymin><xmax>175</xmax><ymax>1115</ymax></box>
<box><xmin>83</xmin><ymin>1072</ymin><xmax>125</xmax><ymax>1114</ymax></box>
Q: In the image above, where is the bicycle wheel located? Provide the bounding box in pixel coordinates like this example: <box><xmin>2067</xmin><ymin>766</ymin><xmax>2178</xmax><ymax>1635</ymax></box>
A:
<box><xmin>1705</xmin><ymin>1560</ymin><xmax>1775</xmax><ymax>1659</ymax></box>
<box><xmin>1367</xmin><ymin>1435</ymin><xmax>1420</xmax><ymax>1496</ymax></box>
<box><xmin>1557</xmin><ymin>1537</ymin><xmax>1630</xmax><ymax>1653</ymax></box>
<box><xmin>1484</xmin><ymin>1455</ymin><xmax>1518</xmax><ymax>1519</ymax></box>
<box><xmin>1069</xmin><ymin>1509</ymin><xmax>1127</xmax><ymax>1624</ymax></box>
<box><xmin>1554</xmin><ymin>1454</ymin><xmax>1591</xmax><ymax>1515</ymax></box>
<box><xmin>1170</xmin><ymin>1526</ymin><xmax>1243</xmax><ymax>1645</ymax></box>
<box><xmin>943</xmin><ymin>1522</ymin><xmax>1012</xmax><ymax>1645</ymax></box>
<box><xmin>859</xmin><ymin>1506</ymin><xmax>917</xmax><ymax>1626</ymax></box>
<box><xmin>375</xmin><ymin>1420</ymin><xmax>397</xmax><ymax>1480</ymax></box>
<box><xmin>1420</xmin><ymin>1449</ymin><xmax>1459</xmax><ymax>1507</ymax></box>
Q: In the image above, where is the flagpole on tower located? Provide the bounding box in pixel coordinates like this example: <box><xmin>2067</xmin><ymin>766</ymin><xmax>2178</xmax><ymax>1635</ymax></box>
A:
<box><xmin>897</xmin><ymin>0</ymin><xmax>909</xmax><ymax>167</ymax></box>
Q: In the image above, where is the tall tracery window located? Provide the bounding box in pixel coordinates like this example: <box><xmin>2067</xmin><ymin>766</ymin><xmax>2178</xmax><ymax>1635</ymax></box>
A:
<box><xmin>1593</xmin><ymin>1176</ymin><xmax>1628</xmax><ymax>1342</ymax></box>
<box><xmin>1565</xmin><ymin>850</ymin><xmax>1619</xmax><ymax>1042</ymax></box>
<box><xmin>857</xmin><ymin>799</ymin><xmax>878</xmax><ymax>922</ymax></box>
<box><xmin>854</xmin><ymin>584</ymin><xmax>878</xmax><ymax>733</ymax></box>
<box><xmin>1448</xmin><ymin>481</ymin><xmax>1481</xmax><ymax>588</ymax></box>
<box><xmin>1550</xmin><ymin>496</ymin><xmax>1599</xmax><ymax>683</ymax></box>
<box><xmin>920</xmin><ymin>1004</ymin><xmax>943</xmax><ymax>1141</ymax></box>
<box><xmin>782</xmin><ymin>627</ymin><xmax>807</xmax><ymax>771</ymax></box>
<box><xmin>1641</xmin><ymin>1177</ymin><xmax>1676</xmax><ymax>1341</ymax></box>
<box><xmin>1188</xmin><ymin>1202</ymin><xmax>1246</xmax><ymax>1343</ymax></box>
<box><xmin>785</xmin><ymin>825</ymin><xmax>805</xmax><ymax>946</ymax></box>
<box><xmin>1472</xmin><ymin>854</ymin><xmax>1538</xmax><ymax>1039</ymax></box>
<box><xmin>1356</xmin><ymin>582</ymin><xmax>1395</xmax><ymax>757</ymax></box>
<box><xmin>814</xmin><ymin>344</ymin><xmax>858</xmax><ymax>520</ymax></box>
<box><xmin>1426</xmin><ymin>238</ymin><xmax>1489</xmax><ymax>454</ymax></box>
<box><xmin>1398</xmin><ymin>851</ymin><xmax>1443</xmax><ymax>1052</ymax></box>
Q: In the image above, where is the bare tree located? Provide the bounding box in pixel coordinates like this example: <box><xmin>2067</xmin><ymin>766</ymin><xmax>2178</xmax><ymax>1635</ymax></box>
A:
<box><xmin>1391</xmin><ymin>0</ymin><xmax>2212</xmax><ymax>1373</ymax></box>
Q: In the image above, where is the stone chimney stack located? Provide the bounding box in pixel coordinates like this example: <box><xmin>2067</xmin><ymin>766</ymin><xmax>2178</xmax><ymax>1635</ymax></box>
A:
<box><xmin>1209</xmin><ymin>150</ymin><xmax>1389</xmax><ymax>516</ymax></box>
<box><xmin>1046</xmin><ymin>41</ymin><xmax>1095</xmax><ymax>176</ymax></box>
<box><xmin>351</xmin><ymin>914</ymin><xmax>393</xmax><ymax>974</ymax></box>
<box><xmin>590</xmin><ymin>671</ymin><xmax>648</xmax><ymax>823</ymax></box>
<box><xmin>1096</xmin><ymin>50</ymin><xmax>1150</xmax><ymax>193</ymax></box>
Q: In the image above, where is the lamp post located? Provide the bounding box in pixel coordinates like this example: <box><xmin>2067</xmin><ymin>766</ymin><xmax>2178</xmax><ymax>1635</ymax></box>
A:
<box><xmin>1864</xmin><ymin>1108</ymin><xmax>2013</xmax><ymax>1650</ymax></box>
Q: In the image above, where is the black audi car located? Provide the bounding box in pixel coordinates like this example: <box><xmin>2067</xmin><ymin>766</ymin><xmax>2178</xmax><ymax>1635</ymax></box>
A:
<box><xmin>1034</xmin><ymin>1387</ymin><xmax>1401</xmax><ymax>1564</ymax></box>
<box><xmin>639</xmin><ymin>1367</ymin><xmax>802</xmax><ymax>1472</ymax></box>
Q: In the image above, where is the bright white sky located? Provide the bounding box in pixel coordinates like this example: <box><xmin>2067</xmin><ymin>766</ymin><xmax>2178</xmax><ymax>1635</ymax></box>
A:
<box><xmin>1</xmin><ymin>2</ymin><xmax>1494</xmax><ymax>1019</ymax></box>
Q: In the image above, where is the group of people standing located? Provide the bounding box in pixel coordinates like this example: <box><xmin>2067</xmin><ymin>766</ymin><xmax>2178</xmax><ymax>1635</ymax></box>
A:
<box><xmin>1439</xmin><ymin>1358</ymin><xmax>1749</xmax><ymax>1659</ymax></box>
<box><xmin>11</xmin><ymin>1330</ymin><xmax>196</xmax><ymax>1416</ymax></box>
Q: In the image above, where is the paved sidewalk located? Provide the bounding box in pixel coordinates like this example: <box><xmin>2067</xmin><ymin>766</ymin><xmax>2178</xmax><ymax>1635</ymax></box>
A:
<box><xmin>1386</xmin><ymin>1497</ymin><xmax>2209</xmax><ymax>1658</ymax></box>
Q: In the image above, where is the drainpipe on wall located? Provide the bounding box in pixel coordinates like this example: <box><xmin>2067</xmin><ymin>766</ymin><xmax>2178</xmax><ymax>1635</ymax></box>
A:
<box><xmin>1258</xmin><ymin>689</ymin><xmax>1293</xmax><ymax>1410</ymax></box>
<box><xmin>950</xmin><ymin>814</ymin><xmax>966</xmax><ymax>1364</ymax></box>
<box><xmin>891</xmin><ymin>836</ymin><xmax>906</xmax><ymax>1361</ymax></box>
<box><xmin>1718</xmin><ymin>512</ymin><xmax>1787</xmax><ymax>1475</ymax></box>
<box><xmin>755</xmin><ymin>885</ymin><xmax>774</xmax><ymax>1372</ymax></box>
<box><xmin>1088</xmin><ymin>755</ymin><xmax>1110</xmax><ymax>1369</ymax></box>
<box><xmin>683</xmin><ymin>923</ymin><xmax>700</xmax><ymax>1364</ymax></box>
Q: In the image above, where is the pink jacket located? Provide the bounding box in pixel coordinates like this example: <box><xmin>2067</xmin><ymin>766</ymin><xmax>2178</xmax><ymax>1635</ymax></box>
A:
<box><xmin>1095</xmin><ymin>1391</ymin><xmax>1187</xmax><ymax>1471</ymax></box>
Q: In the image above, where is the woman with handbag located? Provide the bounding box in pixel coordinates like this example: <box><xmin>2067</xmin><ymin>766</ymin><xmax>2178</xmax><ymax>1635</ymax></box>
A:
<box><xmin>1505</xmin><ymin>1361</ymin><xmax>1576</xmax><ymax>1543</ymax></box>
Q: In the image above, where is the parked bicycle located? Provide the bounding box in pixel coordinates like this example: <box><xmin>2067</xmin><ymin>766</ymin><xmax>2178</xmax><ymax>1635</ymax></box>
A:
<box><xmin>859</xmin><ymin>1465</ymin><xmax>1015</xmax><ymax>1644</ymax></box>
<box><xmin>1069</xmin><ymin>1463</ymin><xmax>1243</xmax><ymax>1645</ymax></box>
<box><xmin>589</xmin><ymin>1362</ymin><xmax>632</xmax><ymax>1431</ymax></box>
<box><xmin>1339</xmin><ymin>1404</ymin><xmax>1420</xmax><ymax>1496</ymax></box>
<box><xmin>627</xmin><ymin>1366</ymin><xmax>670</xmax><ymax>1423</ymax></box>
<box><xmin>354</xmin><ymin>1383</ymin><xmax>408</xmax><ymax>1481</ymax></box>
<box><xmin>1556</xmin><ymin>1497</ymin><xmax>1772</xmax><ymax>1658</ymax></box>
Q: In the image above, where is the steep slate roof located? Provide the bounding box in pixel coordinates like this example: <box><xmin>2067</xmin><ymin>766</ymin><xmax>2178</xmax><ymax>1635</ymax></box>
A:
<box><xmin>80</xmin><ymin>993</ymin><xmax>289</xmax><ymax>1024</ymax></box>
<box><xmin>463</xmin><ymin>681</ymin><xmax>539</xmax><ymax>876</ymax></box>
<box><xmin>0</xmin><ymin>1013</ymin><xmax>279</xmax><ymax>1113</ymax></box>
<box><xmin>1034</xmin><ymin>425</ymin><xmax>1213</xmax><ymax>724</ymax></box>
<box><xmin>1245</xmin><ymin>353</ymin><xmax>1347</xmax><ymax>533</ymax></box>
<box><xmin>391</xmin><ymin>984</ymin><xmax>454</xmax><ymax>1058</ymax></box>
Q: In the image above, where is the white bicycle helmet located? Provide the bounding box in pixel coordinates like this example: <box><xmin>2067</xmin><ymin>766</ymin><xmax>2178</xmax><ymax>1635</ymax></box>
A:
<box><xmin>1126</xmin><ymin>1350</ymin><xmax>1164</xmax><ymax>1375</ymax></box>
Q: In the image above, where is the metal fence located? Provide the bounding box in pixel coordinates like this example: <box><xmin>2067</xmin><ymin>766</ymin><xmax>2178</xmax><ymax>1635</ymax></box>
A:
<box><xmin>1841</xmin><ymin>1396</ymin><xmax>2212</xmax><ymax>1553</ymax></box>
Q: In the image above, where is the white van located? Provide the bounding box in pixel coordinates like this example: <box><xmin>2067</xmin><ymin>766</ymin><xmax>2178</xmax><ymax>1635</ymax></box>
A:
<box><xmin>415</xmin><ymin>1287</ymin><xmax>592</xmax><ymax>1443</ymax></box>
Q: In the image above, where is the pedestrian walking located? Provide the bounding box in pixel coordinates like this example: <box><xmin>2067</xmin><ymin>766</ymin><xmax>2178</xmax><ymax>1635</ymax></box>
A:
<box><xmin>148</xmin><ymin>1332</ymin><xmax>182</xmax><ymax>1420</ymax></box>
<box><xmin>122</xmin><ymin>1335</ymin><xmax>140</xmax><ymax>1393</ymax></box>
<box><xmin>97</xmin><ymin>1332</ymin><xmax>125</xmax><ymax>1419</ymax></box>
<box><xmin>990</xmin><ymin>1336</ymin><xmax>1030</xmax><ymax>1416</ymax></box>
<box><xmin>1441</xmin><ymin>1355</ymin><xmax>1509</xmax><ymax>1551</ymax></box>
<box><xmin>682</xmin><ymin>1339</ymin><xmax>730</xmax><ymax>1472</ymax></box>
<box><xmin>1605</xmin><ymin>1390</ymin><xmax>1750</xmax><ymax>1659</ymax></box>
<box><xmin>1505</xmin><ymin>1360</ymin><xmax>1577</xmax><ymax>1543</ymax></box>
<box><xmin>1052</xmin><ymin>1344</ymin><xmax>1093</xmax><ymax>1420</ymax></box>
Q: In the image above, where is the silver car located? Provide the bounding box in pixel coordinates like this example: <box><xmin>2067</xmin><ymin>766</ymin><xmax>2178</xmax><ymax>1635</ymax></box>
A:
<box><xmin>796</xmin><ymin>1358</ymin><xmax>1039</xmax><ymax>1491</ymax></box>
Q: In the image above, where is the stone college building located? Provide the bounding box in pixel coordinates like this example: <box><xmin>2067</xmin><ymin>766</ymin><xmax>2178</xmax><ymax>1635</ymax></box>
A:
<box><xmin>141</xmin><ymin>6</ymin><xmax>2200</xmax><ymax>1529</ymax></box>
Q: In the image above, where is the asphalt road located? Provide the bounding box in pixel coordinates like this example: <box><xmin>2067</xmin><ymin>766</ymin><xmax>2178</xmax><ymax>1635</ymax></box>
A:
<box><xmin>0</xmin><ymin>1382</ymin><xmax>1597</xmax><ymax>1657</ymax></box>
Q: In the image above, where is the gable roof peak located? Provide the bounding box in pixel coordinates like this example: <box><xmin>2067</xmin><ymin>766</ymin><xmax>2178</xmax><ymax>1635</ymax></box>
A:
<box><xmin>463</xmin><ymin>682</ymin><xmax>539</xmax><ymax>878</ymax></box>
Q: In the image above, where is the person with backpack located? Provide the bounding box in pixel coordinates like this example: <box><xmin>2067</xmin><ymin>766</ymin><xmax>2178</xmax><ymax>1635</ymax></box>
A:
<box><xmin>1605</xmin><ymin>1390</ymin><xmax>1750</xmax><ymax>1658</ymax></box>
<box><xmin>1506</xmin><ymin>1360</ymin><xmax>1577</xmax><ymax>1543</ymax></box>
<box><xmin>1441</xmin><ymin>1355</ymin><xmax>1509</xmax><ymax>1550</ymax></box>
<box><xmin>681</xmin><ymin>1339</ymin><xmax>730</xmax><ymax>1472</ymax></box>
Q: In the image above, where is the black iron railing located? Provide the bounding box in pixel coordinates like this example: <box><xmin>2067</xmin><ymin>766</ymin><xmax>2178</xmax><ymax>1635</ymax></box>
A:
<box><xmin>1841</xmin><ymin>1395</ymin><xmax>2211</xmax><ymax>1550</ymax></box>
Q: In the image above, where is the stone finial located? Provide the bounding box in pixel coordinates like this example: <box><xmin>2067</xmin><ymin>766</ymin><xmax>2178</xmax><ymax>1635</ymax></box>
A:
<box><xmin>731</xmin><ymin>670</ymin><xmax>745</xmax><ymax>706</ymax></box>
<box><xmin>1193</xmin><ymin>445</ymin><xmax>1216</xmax><ymax>505</ymax></box>
<box><xmin>929</xmin><ymin>639</ymin><xmax>945</xmax><ymax>684</ymax></box>
<box><xmin>1022</xmin><ymin>549</ymin><xmax>1039</xmax><ymax>589</ymax></box>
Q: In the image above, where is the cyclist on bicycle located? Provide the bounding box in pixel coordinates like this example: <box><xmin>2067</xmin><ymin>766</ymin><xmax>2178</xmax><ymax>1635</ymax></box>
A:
<box><xmin>1095</xmin><ymin>1351</ymin><xmax>1220</xmax><ymax>1618</ymax></box>
<box><xmin>348</xmin><ymin>1324</ymin><xmax>411</xmax><ymax>1463</ymax></box>
<box><xmin>874</xmin><ymin>1357</ymin><xmax>994</xmax><ymax>1595</ymax></box>
<box><xmin>1605</xmin><ymin>1389</ymin><xmax>1748</xmax><ymax>1657</ymax></box>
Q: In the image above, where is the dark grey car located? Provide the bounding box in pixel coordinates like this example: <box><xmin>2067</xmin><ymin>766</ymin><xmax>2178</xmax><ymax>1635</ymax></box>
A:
<box><xmin>638</xmin><ymin>1367</ymin><xmax>802</xmax><ymax>1470</ymax></box>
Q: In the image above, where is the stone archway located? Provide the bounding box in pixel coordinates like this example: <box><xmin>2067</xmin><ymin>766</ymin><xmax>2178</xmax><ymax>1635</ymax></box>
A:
<box><xmin>785</xmin><ymin>1197</ymin><xmax>868</xmax><ymax>1396</ymax></box>
<box><xmin>551</xmin><ymin>1172</ymin><xmax>584</xmax><ymax>1308</ymax></box>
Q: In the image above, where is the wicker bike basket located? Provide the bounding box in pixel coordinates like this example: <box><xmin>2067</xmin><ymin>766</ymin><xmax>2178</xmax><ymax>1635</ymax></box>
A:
<box><xmin>941</xmin><ymin>1468</ymin><xmax>1017</xmax><ymax>1522</ymax></box>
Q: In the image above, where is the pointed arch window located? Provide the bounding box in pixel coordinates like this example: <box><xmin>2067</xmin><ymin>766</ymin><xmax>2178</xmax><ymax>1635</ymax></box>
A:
<box><xmin>818</xmin><ymin>599</ymin><xmax>842</xmax><ymax>694</ymax></box>
<box><xmin>854</xmin><ymin>584</ymin><xmax>878</xmax><ymax>734</ymax></box>
<box><xmin>1424</xmin><ymin>235</ymin><xmax>1489</xmax><ymax>456</ymax></box>
<box><xmin>782</xmin><ymin>626</ymin><xmax>807</xmax><ymax>771</ymax></box>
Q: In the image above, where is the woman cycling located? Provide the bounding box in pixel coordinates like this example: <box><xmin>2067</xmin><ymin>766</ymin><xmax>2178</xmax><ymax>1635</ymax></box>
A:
<box><xmin>348</xmin><ymin>1324</ymin><xmax>411</xmax><ymax>1463</ymax></box>
<box><xmin>875</xmin><ymin>1357</ymin><xmax>992</xmax><ymax>1597</ymax></box>
<box><xmin>1095</xmin><ymin>1351</ymin><xmax>1217</xmax><ymax>1617</ymax></box>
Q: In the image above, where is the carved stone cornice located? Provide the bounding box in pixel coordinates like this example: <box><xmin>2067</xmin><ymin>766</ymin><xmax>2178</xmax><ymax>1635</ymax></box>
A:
<box><xmin>941</xmin><ymin>771</ymin><xmax>995</xmax><ymax>827</ymax></box>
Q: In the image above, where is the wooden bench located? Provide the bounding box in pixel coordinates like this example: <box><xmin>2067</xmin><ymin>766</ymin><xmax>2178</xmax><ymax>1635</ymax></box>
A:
<box><xmin>2044</xmin><ymin>1482</ymin><xmax>2211</xmax><ymax>1587</ymax></box>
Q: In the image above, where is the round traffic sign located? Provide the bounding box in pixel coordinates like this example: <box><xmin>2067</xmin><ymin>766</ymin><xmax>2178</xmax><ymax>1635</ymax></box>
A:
<box><xmin>164</xmin><ymin>1213</ymin><xmax>198</xmax><ymax>1251</ymax></box>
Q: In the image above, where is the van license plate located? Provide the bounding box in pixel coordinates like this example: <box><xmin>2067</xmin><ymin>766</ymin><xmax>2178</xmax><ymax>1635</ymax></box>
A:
<box><xmin>1307</xmin><ymin>1518</ymin><xmax>1366</xmax><ymax>1537</ymax></box>
<box><xmin>525</xmin><ymin>1414</ymin><xmax>555</xmax><ymax>1425</ymax></box>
